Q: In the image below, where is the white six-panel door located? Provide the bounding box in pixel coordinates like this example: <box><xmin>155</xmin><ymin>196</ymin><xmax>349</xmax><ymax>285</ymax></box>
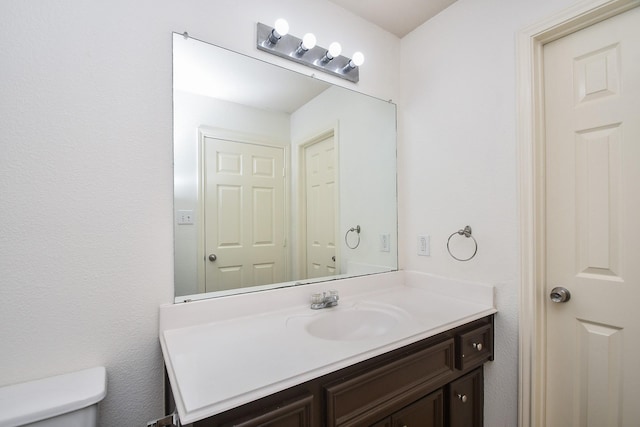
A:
<box><xmin>303</xmin><ymin>135</ymin><xmax>337</xmax><ymax>279</ymax></box>
<box><xmin>543</xmin><ymin>6</ymin><xmax>640</xmax><ymax>426</ymax></box>
<box><xmin>203</xmin><ymin>137</ymin><xmax>286</xmax><ymax>292</ymax></box>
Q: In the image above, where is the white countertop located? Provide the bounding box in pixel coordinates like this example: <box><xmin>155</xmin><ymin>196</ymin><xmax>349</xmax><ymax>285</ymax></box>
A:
<box><xmin>159</xmin><ymin>270</ymin><xmax>496</xmax><ymax>424</ymax></box>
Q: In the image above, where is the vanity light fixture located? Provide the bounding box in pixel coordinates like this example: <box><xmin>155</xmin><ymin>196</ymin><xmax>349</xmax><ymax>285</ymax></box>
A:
<box><xmin>256</xmin><ymin>20</ymin><xmax>362</xmax><ymax>83</ymax></box>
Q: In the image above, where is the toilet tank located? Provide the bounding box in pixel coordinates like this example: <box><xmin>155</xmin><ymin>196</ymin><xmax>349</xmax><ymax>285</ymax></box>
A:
<box><xmin>0</xmin><ymin>367</ymin><xmax>106</xmax><ymax>427</ymax></box>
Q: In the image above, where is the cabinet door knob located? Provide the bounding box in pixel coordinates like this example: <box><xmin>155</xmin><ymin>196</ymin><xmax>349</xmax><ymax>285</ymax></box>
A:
<box><xmin>472</xmin><ymin>342</ymin><xmax>483</xmax><ymax>351</ymax></box>
<box><xmin>457</xmin><ymin>393</ymin><xmax>468</xmax><ymax>403</ymax></box>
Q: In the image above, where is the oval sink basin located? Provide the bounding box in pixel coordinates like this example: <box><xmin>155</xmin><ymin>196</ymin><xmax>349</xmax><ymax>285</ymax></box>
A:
<box><xmin>303</xmin><ymin>304</ymin><xmax>403</xmax><ymax>341</ymax></box>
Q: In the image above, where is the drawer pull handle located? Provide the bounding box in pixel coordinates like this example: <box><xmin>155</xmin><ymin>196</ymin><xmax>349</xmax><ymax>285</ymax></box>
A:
<box><xmin>472</xmin><ymin>342</ymin><xmax>483</xmax><ymax>351</ymax></box>
<box><xmin>457</xmin><ymin>393</ymin><xmax>468</xmax><ymax>403</ymax></box>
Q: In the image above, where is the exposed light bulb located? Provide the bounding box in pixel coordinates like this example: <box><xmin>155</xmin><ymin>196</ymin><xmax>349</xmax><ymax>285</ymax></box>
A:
<box><xmin>301</xmin><ymin>33</ymin><xmax>317</xmax><ymax>50</ymax></box>
<box><xmin>351</xmin><ymin>51</ymin><xmax>365</xmax><ymax>67</ymax></box>
<box><xmin>274</xmin><ymin>18</ymin><xmax>289</xmax><ymax>37</ymax></box>
<box><xmin>267</xmin><ymin>18</ymin><xmax>289</xmax><ymax>44</ymax></box>
<box><xmin>328</xmin><ymin>42</ymin><xmax>342</xmax><ymax>58</ymax></box>
<box><xmin>343</xmin><ymin>51</ymin><xmax>365</xmax><ymax>73</ymax></box>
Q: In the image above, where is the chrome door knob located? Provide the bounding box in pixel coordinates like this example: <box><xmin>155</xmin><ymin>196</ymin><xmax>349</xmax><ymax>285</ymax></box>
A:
<box><xmin>208</xmin><ymin>254</ymin><xmax>217</xmax><ymax>262</ymax></box>
<box><xmin>472</xmin><ymin>342</ymin><xmax>483</xmax><ymax>351</ymax></box>
<box><xmin>457</xmin><ymin>393</ymin><xmax>468</xmax><ymax>403</ymax></box>
<box><xmin>550</xmin><ymin>286</ymin><xmax>571</xmax><ymax>303</ymax></box>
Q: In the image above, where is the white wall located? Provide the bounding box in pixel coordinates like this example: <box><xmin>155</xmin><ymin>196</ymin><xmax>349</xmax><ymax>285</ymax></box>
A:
<box><xmin>0</xmin><ymin>1</ymin><xmax>398</xmax><ymax>426</ymax></box>
<box><xmin>399</xmin><ymin>0</ymin><xmax>583</xmax><ymax>425</ymax></box>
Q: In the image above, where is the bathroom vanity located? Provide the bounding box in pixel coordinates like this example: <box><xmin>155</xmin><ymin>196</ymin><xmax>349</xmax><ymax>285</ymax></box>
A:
<box><xmin>159</xmin><ymin>271</ymin><xmax>496</xmax><ymax>426</ymax></box>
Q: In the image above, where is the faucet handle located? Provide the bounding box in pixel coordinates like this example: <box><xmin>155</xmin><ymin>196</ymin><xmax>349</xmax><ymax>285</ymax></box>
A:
<box><xmin>329</xmin><ymin>290</ymin><xmax>339</xmax><ymax>300</ymax></box>
<box><xmin>311</xmin><ymin>293</ymin><xmax>324</xmax><ymax>305</ymax></box>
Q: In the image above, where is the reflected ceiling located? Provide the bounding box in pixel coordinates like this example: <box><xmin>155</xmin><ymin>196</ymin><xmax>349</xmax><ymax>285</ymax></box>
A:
<box><xmin>174</xmin><ymin>37</ymin><xmax>330</xmax><ymax>114</ymax></box>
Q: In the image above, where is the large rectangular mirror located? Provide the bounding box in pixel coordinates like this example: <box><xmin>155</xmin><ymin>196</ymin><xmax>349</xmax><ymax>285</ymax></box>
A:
<box><xmin>173</xmin><ymin>33</ymin><xmax>397</xmax><ymax>301</ymax></box>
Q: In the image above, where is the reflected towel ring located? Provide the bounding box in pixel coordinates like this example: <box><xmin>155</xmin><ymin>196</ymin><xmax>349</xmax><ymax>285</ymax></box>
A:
<box><xmin>345</xmin><ymin>225</ymin><xmax>361</xmax><ymax>249</ymax></box>
<box><xmin>447</xmin><ymin>225</ymin><xmax>478</xmax><ymax>261</ymax></box>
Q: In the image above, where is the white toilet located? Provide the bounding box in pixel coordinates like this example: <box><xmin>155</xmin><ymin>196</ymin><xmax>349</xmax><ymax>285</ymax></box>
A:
<box><xmin>0</xmin><ymin>367</ymin><xmax>106</xmax><ymax>427</ymax></box>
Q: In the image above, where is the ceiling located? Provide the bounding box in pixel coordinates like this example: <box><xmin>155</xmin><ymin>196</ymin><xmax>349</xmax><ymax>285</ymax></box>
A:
<box><xmin>327</xmin><ymin>0</ymin><xmax>457</xmax><ymax>38</ymax></box>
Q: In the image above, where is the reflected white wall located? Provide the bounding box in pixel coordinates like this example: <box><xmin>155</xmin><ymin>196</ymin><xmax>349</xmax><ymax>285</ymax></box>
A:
<box><xmin>291</xmin><ymin>87</ymin><xmax>397</xmax><ymax>278</ymax></box>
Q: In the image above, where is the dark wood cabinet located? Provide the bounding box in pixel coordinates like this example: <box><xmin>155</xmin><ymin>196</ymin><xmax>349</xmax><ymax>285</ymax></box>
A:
<box><xmin>184</xmin><ymin>315</ymin><xmax>493</xmax><ymax>427</ymax></box>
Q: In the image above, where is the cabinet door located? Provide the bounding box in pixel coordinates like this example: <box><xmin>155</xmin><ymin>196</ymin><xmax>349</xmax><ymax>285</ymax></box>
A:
<box><xmin>369</xmin><ymin>390</ymin><xmax>443</xmax><ymax>427</ymax></box>
<box><xmin>391</xmin><ymin>389</ymin><xmax>443</xmax><ymax>427</ymax></box>
<box><xmin>448</xmin><ymin>368</ymin><xmax>483</xmax><ymax>427</ymax></box>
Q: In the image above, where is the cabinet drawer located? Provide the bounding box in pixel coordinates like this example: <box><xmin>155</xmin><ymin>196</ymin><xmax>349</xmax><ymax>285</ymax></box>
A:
<box><xmin>325</xmin><ymin>339</ymin><xmax>455</xmax><ymax>427</ymax></box>
<box><xmin>455</xmin><ymin>324</ymin><xmax>493</xmax><ymax>370</ymax></box>
<box><xmin>213</xmin><ymin>394</ymin><xmax>312</xmax><ymax>427</ymax></box>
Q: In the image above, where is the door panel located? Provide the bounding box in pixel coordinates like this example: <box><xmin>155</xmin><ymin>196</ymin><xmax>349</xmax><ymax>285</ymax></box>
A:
<box><xmin>543</xmin><ymin>7</ymin><xmax>640</xmax><ymax>426</ymax></box>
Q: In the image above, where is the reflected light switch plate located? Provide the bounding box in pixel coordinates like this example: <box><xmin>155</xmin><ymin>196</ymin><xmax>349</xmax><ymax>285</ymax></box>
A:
<box><xmin>380</xmin><ymin>234</ymin><xmax>391</xmax><ymax>252</ymax></box>
<box><xmin>177</xmin><ymin>210</ymin><xmax>194</xmax><ymax>225</ymax></box>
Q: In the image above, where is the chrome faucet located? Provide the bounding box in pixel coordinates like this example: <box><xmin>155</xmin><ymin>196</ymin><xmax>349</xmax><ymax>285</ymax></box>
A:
<box><xmin>310</xmin><ymin>290</ymin><xmax>339</xmax><ymax>309</ymax></box>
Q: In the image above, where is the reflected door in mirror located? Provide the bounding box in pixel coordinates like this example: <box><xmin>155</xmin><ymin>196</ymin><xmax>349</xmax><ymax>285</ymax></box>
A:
<box><xmin>304</xmin><ymin>134</ymin><xmax>337</xmax><ymax>279</ymax></box>
<box><xmin>203</xmin><ymin>137</ymin><xmax>286</xmax><ymax>291</ymax></box>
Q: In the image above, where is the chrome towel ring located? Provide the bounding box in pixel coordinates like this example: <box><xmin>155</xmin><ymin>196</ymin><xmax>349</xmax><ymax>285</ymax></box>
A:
<box><xmin>447</xmin><ymin>225</ymin><xmax>478</xmax><ymax>261</ymax></box>
<box><xmin>345</xmin><ymin>225</ymin><xmax>361</xmax><ymax>249</ymax></box>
